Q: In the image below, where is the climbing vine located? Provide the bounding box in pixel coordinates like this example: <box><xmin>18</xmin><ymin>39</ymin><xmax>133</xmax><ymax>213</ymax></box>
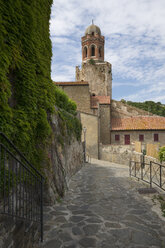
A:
<box><xmin>0</xmin><ymin>0</ymin><xmax>81</xmax><ymax>171</ymax></box>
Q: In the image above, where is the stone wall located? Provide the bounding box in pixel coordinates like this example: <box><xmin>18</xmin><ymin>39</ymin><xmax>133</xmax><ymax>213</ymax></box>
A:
<box><xmin>99</xmin><ymin>104</ymin><xmax>111</xmax><ymax>144</ymax></box>
<box><xmin>44</xmin><ymin>111</ymin><xmax>84</xmax><ymax>205</ymax></box>
<box><xmin>100</xmin><ymin>144</ymin><xmax>133</xmax><ymax>165</ymax></box>
<box><xmin>111</xmin><ymin>100</ymin><xmax>154</xmax><ymax>118</ymax></box>
<box><xmin>76</xmin><ymin>61</ymin><xmax>112</xmax><ymax>98</ymax></box>
<box><xmin>99</xmin><ymin>144</ymin><xmax>165</xmax><ymax>166</ymax></box>
<box><xmin>111</xmin><ymin>130</ymin><xmax>165</xmax><ymax>147</ymax></box>
<box><xmin>80</xmin><ymin>112</ymin><xmax>99</xmax><ymax>159</ymax></box>
<box><xmin>0</xmin><ymin>216</ymin><xmax>40</xmax><ymax>248</ymax></box>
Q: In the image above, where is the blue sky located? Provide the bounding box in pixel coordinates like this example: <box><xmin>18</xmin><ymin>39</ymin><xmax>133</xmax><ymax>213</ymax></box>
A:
<box><xmin>50</xmin><ymin>0</ymin><xmax>165</xmax><ymax>103</ymax></box>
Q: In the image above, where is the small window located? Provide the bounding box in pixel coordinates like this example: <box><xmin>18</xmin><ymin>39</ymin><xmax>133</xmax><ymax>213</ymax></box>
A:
<box><xmin>115</xmin><ymin>135</ymin><xmax>120</xmax><ymax>141</ymax></box>
<box><xmin>139</xmin><ymin>134</ymin><xmax>144</xmax><ymax>142</ymax></box>
<box><xmin>154</xmin><ymin>134</ymin><xmax>159</xmax><ymax>142</ymax></box>
<box><xmin>92</xmin><ymin>32</ymin><xmax>94</xmax><ymax>36</ymax></box>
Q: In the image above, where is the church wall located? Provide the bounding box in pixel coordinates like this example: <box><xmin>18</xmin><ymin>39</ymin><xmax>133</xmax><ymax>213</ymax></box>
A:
<box><xmin>80</xmin><ymin>112</ymin><xmax>99</xmax><ymax>159</ymax></box>
<box><xmin>111</xmin><ymin>130</ymin><xmax>165</xmax><ymax>147</ymax></box>
<box><xmin>76</xmin><ymin>62</ymin><xmax>112</xmax><ymax>98</ymax></box>
<box><xmin>58</xmin><ymin>85</ymin><xmax>92</xmax><ymax>114</ymax></box>
<box><xmin>99</xmin><ymin>104</ymin><xmax>111</xmax><ymax>144</ymax></box>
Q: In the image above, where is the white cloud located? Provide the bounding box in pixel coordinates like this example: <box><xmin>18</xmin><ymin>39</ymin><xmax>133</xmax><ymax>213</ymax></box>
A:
<box><xmin>50</xmin><ymin>0</ymin><xmax>165</xmax><ymax>103</ymax></box>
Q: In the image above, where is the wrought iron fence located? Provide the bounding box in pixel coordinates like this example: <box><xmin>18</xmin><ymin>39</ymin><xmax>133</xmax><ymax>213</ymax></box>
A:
<box><xmin>0</xmin><ymin>132</ymin><xmax>44</xmax><ymax>242</ymax></box>
<box><xmin>129</xmin><ymin>160</ymin><xmax>165</xmax><ymax>191</ymax></box>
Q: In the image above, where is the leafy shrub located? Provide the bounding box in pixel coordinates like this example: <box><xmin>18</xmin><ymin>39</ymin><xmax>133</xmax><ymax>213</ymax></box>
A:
<box><xmin>159</xmin><ymin>146</ymin><xmax>165</xmax><ymax>162</ymax></box>
<box><xmin>55</xmin><ymin>87</ymin><xmax>77</xmax><ymax>115</ymax></box>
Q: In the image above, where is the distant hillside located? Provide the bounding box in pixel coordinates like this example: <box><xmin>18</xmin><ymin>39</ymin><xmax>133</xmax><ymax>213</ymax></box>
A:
<box><xmin>120</xmin><ymin>100</ymin><xmax>165</xmax><ymax>117</ymax></box>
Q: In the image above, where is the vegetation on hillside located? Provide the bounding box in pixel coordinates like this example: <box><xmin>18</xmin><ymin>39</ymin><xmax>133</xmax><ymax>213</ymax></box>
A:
<box><xmin>0</xmin><ymin>0</ymin><xmax>81</xmax><ymax>172</ymax></box>
<box><xmin>120</xmin><ymin>99</ymin><xmax>165</xmax><ymax>117</ymax></box>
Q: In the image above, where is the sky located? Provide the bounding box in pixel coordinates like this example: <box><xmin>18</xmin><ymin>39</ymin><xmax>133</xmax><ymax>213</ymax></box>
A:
<box><xmin>50</xmin><ymin>0</ymin><xmax>165</xmax><ymax>103</ymax></box>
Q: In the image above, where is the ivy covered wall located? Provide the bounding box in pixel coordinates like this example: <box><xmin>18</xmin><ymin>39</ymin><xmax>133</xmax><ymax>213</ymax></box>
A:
<box><xmin>0</xmin><ymin>0</ymin><xmax>81</xmax><ymax>171</ymax></box>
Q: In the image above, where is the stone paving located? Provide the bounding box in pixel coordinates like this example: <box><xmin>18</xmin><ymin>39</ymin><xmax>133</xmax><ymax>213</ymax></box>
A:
<box><xmin>41</xmin><ymin>159</ymin><xmax>165</xmax><ymax>248</ymax></box>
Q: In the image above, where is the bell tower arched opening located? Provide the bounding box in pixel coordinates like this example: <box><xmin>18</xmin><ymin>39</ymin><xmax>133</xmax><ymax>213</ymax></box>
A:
<box><xmin>91</xmin><ymin>45</ymin><xmax>95</xmax><ymax>56</ymax></box>
<box><xmin>83</xmin><ymin>46</ymin><xmax>88</xmax><ymax>58</ymax></box>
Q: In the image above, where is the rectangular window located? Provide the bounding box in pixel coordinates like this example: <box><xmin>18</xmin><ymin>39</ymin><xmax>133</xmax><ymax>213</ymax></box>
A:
<box><xmin>154</xmin><ymin>134</ymin><xmax>159</xmax><ymax>142</ymax></box>
<box><xmin>115</xmin><ymin>135</ymin><xmax>120</xmax><ymax>141</ymax></box>
<box><xmin>139</xmin><ymin>134</ymin><xmax>144</xmax><ymax>142</ymax></box>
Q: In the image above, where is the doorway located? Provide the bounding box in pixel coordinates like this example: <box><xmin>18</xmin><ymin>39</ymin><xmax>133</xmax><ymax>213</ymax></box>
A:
<box><xmin>125</xmin><ymin>135</ymin><xmax>130</xmax><ymax>145</ymax></box>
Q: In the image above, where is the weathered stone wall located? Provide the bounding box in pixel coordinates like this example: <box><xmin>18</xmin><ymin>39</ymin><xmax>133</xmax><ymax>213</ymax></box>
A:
<box><xmin>99</xmin><ymin>104</ymin><xmax>111</xmax><ymax>144</ymax></box>
<box><xmin>76</xmin><ymin>61</ymin><xmax>112</xmax><ymax>98</ymax></box>
<box><xmin>100</xmin><ymin>144</ymin><xmax>133</xmax><ymax>165</ymax></box>
<box><xmin>111</xmin><ymin>100</ymin><xmax>154</xmax><ymax>118</ymax></box>
<box><xmin>44</xmin><ymin>112</ymin><xmax>84</xmax><ymax>205</ymax></box>
<box><xmin>58</xmin><ymin>85</ymin><xmax>93</xmax><ymax>114</ymax></box>
<box><xmin>80</xmin><ymin>112</ymin><xmax>99</xmax><ymax>159</ymax></box>
<box><xmin>0</xmin><ymin>216</ymin><xmax>40</xmax><ymax>248</ymax></box>
<box><xmin>111</xmin><ymin>130</ymin><xmax>165</xmax><ymax>147</ymax></box>
<box><xmin>99</xmin><ymin>144</ymin><xmax>165</xmax><ymax>166</ymax></box>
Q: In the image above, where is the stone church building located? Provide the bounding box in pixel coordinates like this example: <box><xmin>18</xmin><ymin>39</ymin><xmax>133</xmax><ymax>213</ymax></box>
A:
<box><xmin>54</xmin><ymin>23</ymin><xmax>165</xmax><ymax>159</ymax></box>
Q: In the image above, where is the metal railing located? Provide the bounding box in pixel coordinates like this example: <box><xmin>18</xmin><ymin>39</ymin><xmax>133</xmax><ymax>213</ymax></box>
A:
<box><xmin>129</xmin><ymin>160</ymin><xmax>165</xmax><ymax>191</ymax></box>
<box><xmin>0</xmin><ymin>132</ymin><xmax>44</xmax><ymax>242</ymax></box>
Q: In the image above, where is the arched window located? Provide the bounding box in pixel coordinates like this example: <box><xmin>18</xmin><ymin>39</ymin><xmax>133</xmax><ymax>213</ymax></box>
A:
<box><xmin>91</xmin><ymin>45</ymin><xmax>95</xmax><ymax>56</ymax></box>
<box><xmin>99</xmin><ymin>47</ymin><xmax>102</xmax><ymax>57</ymax></box>
<box><xmin>84</xmin><ymin>47</ymin><xmax>87</xmax><ymax>58</ymax></box>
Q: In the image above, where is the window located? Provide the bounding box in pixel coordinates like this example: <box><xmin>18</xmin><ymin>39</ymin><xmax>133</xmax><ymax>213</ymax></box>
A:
<box><xmin>92</xmin><ymin>32</ymin><xmax>94</xmax><ymax>36</ymax></box>
<box><xmin>154</xmin><ymin>133</ymin><xmax>159</xmax><ymax>142</ymax></box>
<box><xmin>139</xmin><ymin>134</ymin><xmax>144</xmax><ymax>142</ymax></box>
<box><xmin>84</xmin><ymin>47</ymin><xmax>87</xmax><ymax>58</ymax></box>
<box><xmin>115</xmin><ymin>135</ymin><xmax>120</xmax><ymax>141</ymax></box>
<box><xmin>91</xmin><ymin>45</ymin><xmax>95</xmax><ymax>56</ymax></box>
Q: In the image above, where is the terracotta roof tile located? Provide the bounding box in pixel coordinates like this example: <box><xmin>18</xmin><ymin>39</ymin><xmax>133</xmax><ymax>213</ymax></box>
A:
<box><xmin>91</xmin><ymin>96</ymin><xmax>111</xmax><ymax>109</ymax></box>
<box><xmin>111</xmin><ymin>116</ymin><xmax>165</xmax><ymax>130</ymax></box>
<box><xmin>54</xmin><ymin>81</ymin><xmax>89</xmax><ymax>86</ymax></box>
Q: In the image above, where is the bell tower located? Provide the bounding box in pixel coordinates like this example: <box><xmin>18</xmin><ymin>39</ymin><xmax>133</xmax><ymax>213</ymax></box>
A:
<box><xmin>82</xmin><ymin>21</ymin><xmax>105</xmax><ymax>63</ymax></box>
<box><xmin>76</xmin><ymin>22</ymin><xmax>112</xmax><ymax>98</ymax></box>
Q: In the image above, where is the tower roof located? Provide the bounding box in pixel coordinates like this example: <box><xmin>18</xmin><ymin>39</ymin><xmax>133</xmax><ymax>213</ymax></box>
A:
<box><xmin>85</xmin><ymin>24</ymin><xmax>101</xmax><ymax>36</ymax></box>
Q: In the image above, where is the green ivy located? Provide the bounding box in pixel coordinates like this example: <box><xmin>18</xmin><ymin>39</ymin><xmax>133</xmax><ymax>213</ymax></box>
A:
<box><xmin>0</xmin><ymin>0</ymin><xmax>81</xmax><ymax>173</ymax></box>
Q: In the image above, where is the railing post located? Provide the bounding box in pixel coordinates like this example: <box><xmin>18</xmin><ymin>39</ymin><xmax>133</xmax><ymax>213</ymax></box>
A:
<box><xmin>40</xmin><ymin>176</ymin><xmax>43</xmax><ymax>242</ymax></box>
<box><xmin>135</xmin><ymin>162</ymin><xmax>136</xmax><ymax>177</ymax></box>
<box><xmin>129</xmin><ymin>160</ymin><xmax>131</xmax><ymax>176</ymax></box>
<box><xmin>141</xmin><ymin>160</ymin><xmax>143</xmax><ymax>180</ymax></box>
<box><xmin>160</xmin><ymin>164</ymin><xmax>162</xmax><ymax>188</ymax></box>
<box><xmin>150</xmin><ymin>161</ymin><xmax>152</xmax><ymax>188</ymax></box>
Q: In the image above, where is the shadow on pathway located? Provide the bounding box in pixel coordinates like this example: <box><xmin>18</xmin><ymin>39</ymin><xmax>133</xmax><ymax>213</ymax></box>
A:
<box><xmin>41</xmin><ymin>159</ymin><xmax>165</xmax><ymax>248</ymax></box>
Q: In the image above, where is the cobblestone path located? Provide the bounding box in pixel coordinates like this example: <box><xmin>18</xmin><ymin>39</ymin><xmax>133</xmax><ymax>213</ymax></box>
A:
<box><xmin>42</xmin><ymin>159</ymin><xmax>165</xmax><ymax>248</ymax></box>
